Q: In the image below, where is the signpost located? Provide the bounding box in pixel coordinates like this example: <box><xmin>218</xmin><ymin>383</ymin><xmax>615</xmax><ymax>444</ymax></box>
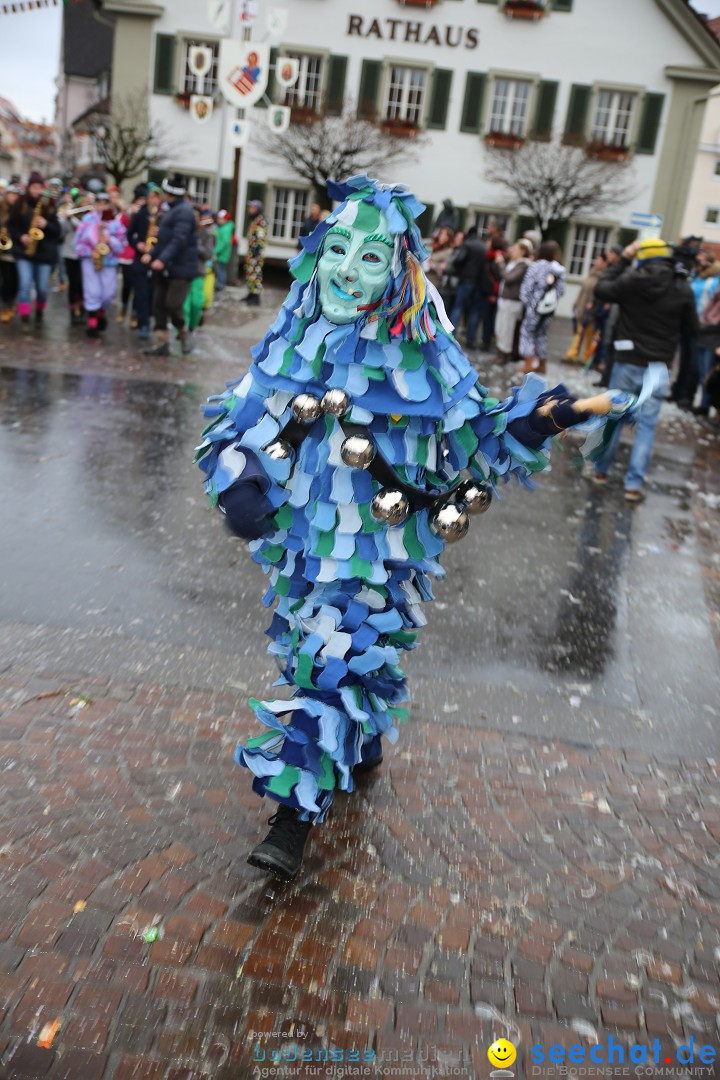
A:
<box><xmin>629</xmin><ymin>211</ymin><xmax>664</xmax><ymax>240</ymax></box>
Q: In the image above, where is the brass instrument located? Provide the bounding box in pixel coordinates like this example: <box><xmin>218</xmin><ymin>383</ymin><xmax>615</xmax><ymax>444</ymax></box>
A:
<box><xmin>25</xmin><ymin>194</ymin><xmax>48</xmax><ymax>257</ymax></box>
<box><xmin>93</xmin><ymin>222</ymin><xmax>110</xmax><ymax>270</ymax></box>
<box><xmin>145</xmin><ymin>206</ymin><xmax>159</xmax><ymax>251</ymax></box>
<box><xmin>62</xmin><ymin>204</ymin><xmax>93</xmax><ymax>217</ymax></box>
<box><xmin>0</xmin><ymin>217</ymin><xmax>11</xmax><ymax>253</ymax></box>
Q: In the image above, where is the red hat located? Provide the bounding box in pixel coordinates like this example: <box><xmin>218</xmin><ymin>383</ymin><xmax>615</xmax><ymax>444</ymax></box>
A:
<box><xmin>107</xmin><ymin>185</ymin><xmax>119</xmax><ymax>193</ymax></box>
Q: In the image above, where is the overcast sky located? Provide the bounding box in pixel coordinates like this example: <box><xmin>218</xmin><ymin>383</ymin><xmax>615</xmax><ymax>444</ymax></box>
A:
<box><xmin>1</xmin><ymin>0</ymin><xmax>720</xmax><ymax>125</ymax></box>
<box><xmin>1</xmin><ymin>6</ymin><xmax>62</xmax><ymax>124</ymax></box>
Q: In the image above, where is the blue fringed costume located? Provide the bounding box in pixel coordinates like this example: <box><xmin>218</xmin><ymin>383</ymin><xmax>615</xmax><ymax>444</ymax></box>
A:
<box><xmin>196</xmin><ymin>176</ymin><xmax>634</xmax><ymax>825</ymax></box>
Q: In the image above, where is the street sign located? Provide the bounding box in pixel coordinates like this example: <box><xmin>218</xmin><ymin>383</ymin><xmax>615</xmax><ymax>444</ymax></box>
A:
<box><xmin>630</xmin><ymin>212</ymin><xmax>664</xmax><ymax>229</ymax></box>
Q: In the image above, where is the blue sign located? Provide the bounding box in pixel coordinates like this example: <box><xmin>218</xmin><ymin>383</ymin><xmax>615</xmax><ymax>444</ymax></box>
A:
<box><xmin>630</xmin><ymin>212</ymin><xmax>664</xmax><ymax>228</ymax></box>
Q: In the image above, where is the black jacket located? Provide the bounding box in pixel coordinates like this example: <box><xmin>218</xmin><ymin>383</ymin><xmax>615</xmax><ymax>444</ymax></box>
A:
<box><xmin>594</xmin><ymin>256</ymin><xmax>699</xmax><ymax>367</ymax></box>
<box><xmin>448</xmin><ymin>236</ymin><xmax>491</xmax><ymax>293</ymax></box>
<box><xmin>128</xmin><ymin>205</ymin><xmax>159</xmax><ymax>262</ymax></box>
<box><xmin>153</xmin><ymin>197</ymin><xmax>197</xmax><ymax>280</ymax></box>
<box><xmin>9</xmin><ymin>196</ymin><xmax>61</xmax><ymax>265</ymax></box>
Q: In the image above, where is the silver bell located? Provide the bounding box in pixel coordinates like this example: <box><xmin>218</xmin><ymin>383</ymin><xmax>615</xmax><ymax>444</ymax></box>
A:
<box><xmin>341</xmin><ymin>435</ymin><xmax>375</xmax><ymax>469</ymax></box>
<box><xmin>370</xmin><ymin>489</ymin><xmax>410</xmax><ymax>527</ymax></box>
<box><xmin>291</xmin><ymin>393</ymin><xmax>323</xmax><ymax>424</ymax></box>
<box><xmin>456</xmin><ymin>480</ymin><xmax>492</xmax><ymax>515</ymax></box>
<box><xmin>430</xmin><ymin>503</ymin><xmax>470</xmax><ymax>543</ymax></box>
<box><xmin>264</xmin><ymin>439</ymin><xmax>293</xmax><ymax>461</ymax></box>
<box><xmin>320</xmin><ymin>389</ymin><xmax>351</xmax><ymax>417</ymax></box>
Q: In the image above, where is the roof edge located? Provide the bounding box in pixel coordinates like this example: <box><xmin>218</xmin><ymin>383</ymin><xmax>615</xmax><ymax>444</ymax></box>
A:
<box><xmin>656</xmin><ymin>0</ymin><xmax>720</xmax><ymax>69</ymax></box>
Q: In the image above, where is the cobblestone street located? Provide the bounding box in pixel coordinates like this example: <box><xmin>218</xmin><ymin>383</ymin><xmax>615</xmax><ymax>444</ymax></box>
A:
<box><xmin>0</xmin><ymin>287</ymin><xmax>719</xmax><ymax>1079</ymax></box>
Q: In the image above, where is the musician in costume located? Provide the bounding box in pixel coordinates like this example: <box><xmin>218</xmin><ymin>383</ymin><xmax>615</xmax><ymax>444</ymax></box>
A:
<box><xmin>74</xmin><ymin>192</ymin><xmax>127</xmax><ymax>339</ymax></box>
<box><xmin>244</xmin><ymin>199</ymin><xmax>267</xmax><ymax>305</ymax></box>
<box><xmin>8</xmin><ymin>171</ymin><xmax>61</xmax><ymax>332</ymax></box>
<box><xmin>128</xmin><ymin>183</ymin><xmax>163</xmax><ymax>343</ymax></box>
<box><xmin>197</xmin><ymin>176</ymin><xmax>640</xmax><ymax>882</ymax></box>
<box><xmin>142</xmin><ymin>173</ymin><xmax>197</xmax><ymax>357</ymax></box>
<box><xmin>0</xmin><ymin>182</ymin><xmax>21</xmax><ymax>324</ymax></box>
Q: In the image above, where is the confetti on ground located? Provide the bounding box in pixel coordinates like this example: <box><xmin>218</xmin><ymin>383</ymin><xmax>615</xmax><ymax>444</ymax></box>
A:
<box><xmin>37</xmin><ymin>1018</ymin><xmax>61</xmax><ymax>1049</ymax></box>
<box><xmin>73</xmin><ymin>900</ymin><xmax>86</xmax><ymax>913</ymax></box>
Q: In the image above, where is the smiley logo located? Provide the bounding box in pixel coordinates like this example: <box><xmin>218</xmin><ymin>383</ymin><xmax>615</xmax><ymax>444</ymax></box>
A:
<box><xmin>488</xmin><ymin>1038</ymin><xmax>517</xmax><ymax>1069</ymax></box>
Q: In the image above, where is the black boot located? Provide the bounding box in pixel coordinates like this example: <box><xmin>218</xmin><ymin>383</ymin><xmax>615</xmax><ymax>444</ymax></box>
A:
<box><xmin>247</xmin><ymin>804</ymin><xmax>313</xmax><ymax>881</ymax></box>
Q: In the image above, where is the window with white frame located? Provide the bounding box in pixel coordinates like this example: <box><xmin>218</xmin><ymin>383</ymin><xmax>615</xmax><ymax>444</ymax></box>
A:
<box><xmin>472</xmin><ymin>211</ymin><xmax>511</xmax><ymax>239</ymax></box>
<box><xmin>569</xmin><ymin>224</ymin><xmax>612</xmax><ymax>277</ymax></box>
<box><xmin>591</xmin><ymin>90</ymin><xmax>637</xmax><ymax>148</ymax></box>
<box><xmin>706</xmin><ymin>207</ymin><xmax>720</xmax><ymax>225</ymax></box>
<box><xmin>385</xmin><ymin>66</ymin><xmax>427</xmax><ymax>125</ymax></box>
<box><xmin>283</xmin><ymin>53</ymin><xmax>324</xmax><ymax>112</ymax></box>
<box><xmin>489</xmin><ymin>78</ymin><xmax>532</xmax><ymax>136</ymax></box>
<box><xmin>271</xmin><ymin>186</ymin><xmax>310</xmax><ymax>242</ymax></box>
<box><xmin>182</xmin><ymin>40</ymin><xmax>220</xmax><ymax>95</ymax></box>
<box><xmin>186</xmin><ymin>175</ymin><xmax>211</xmax><ymax>204</ymax></box>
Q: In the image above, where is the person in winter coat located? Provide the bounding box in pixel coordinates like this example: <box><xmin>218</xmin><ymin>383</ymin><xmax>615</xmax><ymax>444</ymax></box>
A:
<box><xmin>519</xmin><ymin>241</ymin><xmax>566</xmax><ymax>374</ymax></box>
<box><xmin>214</xmin><ymin>209</ymin><xmax>234</xmax><ymax>291</ymax></box>
<box><xmin>424</xmin><ymin>225</ymin><xmax>455</xmax><ymax>291</ymax></box>
<box><xmin>0</xmin><ymin>183</ymin><xmax>21</xmax><ymax>323</ymax></box>
<box><xmin>564</xmin><ymin>253</ymin><xmax>608</xmax><ymax>364</ymax></box>
<box><xmin>244</xmin><ymin>200</ymin><xmax>267</xmax><ymax>305</ymax></box>
<box><xmin>494</xmin><ymin>238</ymin><xmax>532</xmax><ymax>363</ymax></box>
<box><xmin>591</xmin><ymin>238</ymin><xmax>699</xmax><ymax>501</ymax></box>
<box><xmin>128</xmin><ymin>183</ymin><xmax>163</xmax><ymax>342</ymax></box>
<box><xmin>74</xmin><ymin>192</ymin><xmax>127</xmax><ymax>338</ymax></box>
<box><xmin>142</xmin><ymin>174</ymin><xmax>197</xmax><ymax>356</ymax></box>
<box><xmin>183</xmin><ymin>206</ymin><xmax>216</xmax><ymax>333</ymax></box>
<box><xmin>117</xmin><ymin>184</ymin><xmax>147</xmax><ymax>327</ymax></box>
<box><xmin>8</xmin><ymin>171</ymin><xmax>61</xmax><ymax>332</ymax></box>
<box><xmin>58</xmin><ymin>192</ymin><xmax>90</xmax><ymax>326</ymax></box>
<box><xmin>448</xmin><ymin>226</ymin><xmax>491</xmax><ymax>349</ymax></box>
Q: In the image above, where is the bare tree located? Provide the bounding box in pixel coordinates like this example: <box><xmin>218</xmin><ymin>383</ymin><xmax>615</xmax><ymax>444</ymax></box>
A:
<box><xmin>253</xmin><ymin>100</ymin><xmax>428</xmax><ymax>208</ymax></box>
<box><xmin>485</xmin><ymin>141</ymin><xmax>640</xmax><ymax>233</ymax></box>
<box><xmin>89</xmin><ymin>91</ymin><xmax>174</xmax><ymax>188</ymax></box>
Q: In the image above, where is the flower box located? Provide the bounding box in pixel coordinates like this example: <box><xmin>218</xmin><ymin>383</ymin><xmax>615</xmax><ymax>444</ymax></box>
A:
<box><xmin>381</xmin><ymin>119</ymin><xmax>420</xmax><ymax>137</ymax></box>
<box><xmin>397</xmin><ymin>0</ymin><xmax>437</xmax><ymax>6</ymax></box>
<box><xmin>174</xmin><ymin>92</ymin><xmax>191</xmax><ymax>109</ymax></box>
<box><xmin>485</xmin><ymin>132</ymin><xmax>525</xmax><ymax>149</ymax></box>
<box><xmin>503</xmin><ymin>0</ymin><xmax>545</xmax><ymax>19</ymax></box>
<box><xmin>586</xmin><ymin>141</ymin><xmax>630</xmax><ymax>162</ymax></box>
<box><xmin>290</xmin><ymin>104</ymin><xmax>319</xmax><ymax>125</ymax></box>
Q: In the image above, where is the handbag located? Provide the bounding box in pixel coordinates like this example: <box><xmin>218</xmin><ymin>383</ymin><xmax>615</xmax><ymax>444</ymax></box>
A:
<box><xmin>535</xmin><ymin>272</ymin><xmax>558</xmax><ymax>317</ymax></box>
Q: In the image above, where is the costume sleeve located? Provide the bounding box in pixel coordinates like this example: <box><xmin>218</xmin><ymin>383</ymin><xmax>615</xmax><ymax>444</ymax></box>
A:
<box><xmin>108</xmin><ymin>220</ymin><xmax>127</xmax><ymax>256</ymax></box>
<box><xmin>195</xmin><ymin>371</ymin><xmax>293</xmax><ymax>517</ymax></box>
<box><xmin>519</xmin><ymin>262</ymin><xmax>538</xmax><ymax>306</ymax></box>
<box><xmin>594</xmin><ymin>257</ymin><xmax>632</xmax><ymax>302</ymax></box>
<box><xmin>74</xmin><ymin>219</ymin><xmax>94</xmax><ymax>259</ymax></box>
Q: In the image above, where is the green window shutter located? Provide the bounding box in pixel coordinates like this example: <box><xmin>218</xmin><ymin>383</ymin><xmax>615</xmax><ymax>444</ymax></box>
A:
<box><xmin>148</xmin><ymin>168</ymin><xmax>164</xmax><ymax>187</ymax></box>
<box><xmin>153</xmin><ymin>34</ymin><xmax>176</xmax><ymax>95</ymax></box>
<box><xmin>325</xmin><ymin>55</ymin><xmax>347</xmax><ymax>116</ymax></box>
<box><xmin>456</xmin><ymin>207</ymin><xmax>468</xmax><ymax>231</ymax></box>
<box><xmin>460</xmin><ymin>72</ymin><xmax>486</xmax><ymax>134</ymax></box>
<box><xmin>552</xmin><ymin>0</ymin><xmax>573</xmax><ymax>10</ymax></box>
<box><xmin>563</xmin><ymin>83</ymin><xmax>592</xmax><ymax>145</ymax></box>
<box><xmin>219</xmin><ymin>178</ymin><xmax>232</xmax><ymax>213</ymax></box>
<box><xmin>244</xmin><ymin>181</ymin><xmax>267</xmax><ymax>233</ymax></box>
<box><xmin>635</xmin><ymin>93</ymin><xmax>664</xmax><ymax>155</ymax></box>
<box><xmin>530</xmin><ymin>80</ymin><xmax>558</xmax><ymax>141</ymax></box>
<box><xmin>427</xmin><ymin>69</ymin><xmax>453</xmax><ymax>131</ymax></box>
<box><xmin>416</xmin><ymin>203</ymin><xmax>435</xmax><ymax>238</ymax></box>
<box><xmin>617</xmin><ymin>228</ymin><xmax>639</xmax><ymax>248</ymax></box>
<box><xmin>515</xmin><ymin>214</ymin><xmax>536</xmax><ymax>240</ymax></box>
<box><xmin>257</xmin><ymin>47</ymin><xmax>277</xmax><ymax>108</ymax></box>
<box><xmin>357</xmin><ymin>59</ymin><xmax>381</xmax><ymax>120</ymax></box>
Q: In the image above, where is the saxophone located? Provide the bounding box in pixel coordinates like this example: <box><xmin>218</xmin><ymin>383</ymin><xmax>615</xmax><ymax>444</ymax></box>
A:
<box><xmin>25</xmin><ymin>194</ymin><xmax>47</xmax><ymax>257</ymax></box>
<box><xmin>145</xmin><ymin>205</ymin><xmax>158</xmax><ymax>251</ymax></box>
<box><xmin>93</xmin><ymin>220</ymin><xmax>110</xmax><ymax>270</ymax></box>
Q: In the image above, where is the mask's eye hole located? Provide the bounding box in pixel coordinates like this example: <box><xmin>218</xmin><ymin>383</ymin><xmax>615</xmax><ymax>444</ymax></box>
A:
<box><xmin>329</xmin><ymin>243</ymin><xmax>346</xmax><ymax>255</ymax></box>
<box><xmin>363</xmin><ymin>252</ymin><xmax>381</xmax><ymax>263</ymax></box>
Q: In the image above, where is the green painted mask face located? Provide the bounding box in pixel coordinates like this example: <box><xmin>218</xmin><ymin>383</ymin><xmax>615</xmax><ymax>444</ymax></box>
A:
<box><xmin>317</xmin><ymin>204</ymin><xmax>394</xmax><ymax>324</ymax></box>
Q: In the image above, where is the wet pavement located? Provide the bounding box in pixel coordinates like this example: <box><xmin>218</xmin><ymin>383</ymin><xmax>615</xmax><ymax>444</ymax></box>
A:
<box><xmin>0</xmin><ymin>286</ymin><xmax>719</xmax><ymax>1079</ymax></box>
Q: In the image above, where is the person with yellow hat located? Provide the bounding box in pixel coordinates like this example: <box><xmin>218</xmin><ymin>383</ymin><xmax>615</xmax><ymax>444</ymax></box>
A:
<box><xmin>589</xmin><ymin>237</ymin><xmax>698</xmax><ymax>502</ymax></box>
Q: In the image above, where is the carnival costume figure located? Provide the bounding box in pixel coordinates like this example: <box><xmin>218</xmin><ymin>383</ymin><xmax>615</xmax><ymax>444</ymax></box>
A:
<box><xmin>74</xmin><ymin>192</ymin><xmax>127</xmax><ymax>338</ymax></box>
<box><xmin>197</xmin><ymin>176</ymin><xmax>639</xmax><ymax>881</ymax></box>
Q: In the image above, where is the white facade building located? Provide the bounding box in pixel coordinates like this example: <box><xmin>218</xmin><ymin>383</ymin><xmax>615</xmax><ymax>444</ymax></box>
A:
<box><xmin>680</xmin><ymin>81</ymin><xmax>720</xmax><ymax>248</ymax></box>
<box><xmin>105</xmin><ymin>0</ymin><xmax>720</xmax><ymax>310</ymax></box>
